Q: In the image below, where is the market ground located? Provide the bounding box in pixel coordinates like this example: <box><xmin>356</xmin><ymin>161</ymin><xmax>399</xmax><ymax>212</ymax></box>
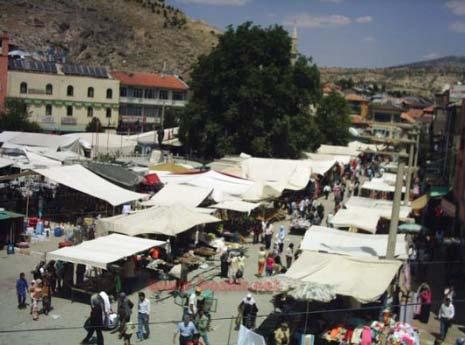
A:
<box><xmin>0</xmin><ymin>194</ymin><xmax>464</xmax><ymax>345</ymax></box>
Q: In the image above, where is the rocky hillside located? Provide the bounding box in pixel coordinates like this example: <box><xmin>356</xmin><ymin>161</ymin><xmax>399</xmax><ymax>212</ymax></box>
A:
<box><xmin>320</xmin><ymin>56</ymin><xmax>465</xmax><ymax>97</ymax></box>
<box><xmin>0</xmin><ymin>0</ymin><xmax>220</xmax><ymax>78</ymax></box>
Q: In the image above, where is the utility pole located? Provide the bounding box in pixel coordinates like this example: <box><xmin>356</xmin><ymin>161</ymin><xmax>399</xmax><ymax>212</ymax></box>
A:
<box><xmin>414</xmin><ymin>131</ymin><xmax>420</xmax><ymax>178</ymax></box>
<box><xmin>404</xmin><ymin>143</ymin><xmax>414</xmax><ymax>205</ymax></box>
<box><xmin>386</xmin><ymin>162</ymin><xmax>405</xmax><ymax>259</ymax></box>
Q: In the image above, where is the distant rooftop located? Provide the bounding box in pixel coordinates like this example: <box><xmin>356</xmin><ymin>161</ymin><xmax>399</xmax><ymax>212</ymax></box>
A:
<box><xmin>112</xmin><ymin>71</ymin><xmax>188</xmax><ymax>90</ymax></box>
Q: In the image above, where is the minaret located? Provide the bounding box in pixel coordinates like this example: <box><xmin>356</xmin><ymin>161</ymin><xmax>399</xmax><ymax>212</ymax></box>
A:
<box><xmin>290</xmin><ymin>25</ymin><xmax>298</xmax><ymax>65</ymax></box>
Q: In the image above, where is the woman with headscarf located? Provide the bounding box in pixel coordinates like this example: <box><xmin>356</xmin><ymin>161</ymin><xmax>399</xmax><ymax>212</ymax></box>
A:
<box><xmin>117</xmin><ymin>292</ymin><xmax>134</xmax><ymax>338</ymax></box>
<box><xmin>277</xmin><ymin>226</ymin><xmax>286</xmax><ymax>254</ymax></box>
<box><xmin>239</xmin><ymin>293</ymin><xmax>258</xmax><ymax>330</ymax></box>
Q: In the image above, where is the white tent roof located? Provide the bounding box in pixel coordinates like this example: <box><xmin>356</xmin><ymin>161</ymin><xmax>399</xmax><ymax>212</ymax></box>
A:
<box><xmin>285</xmin><ymin>251</ymin><xmax>401</xmax><ymax>303</ymax></box>
<box><xmin>63</xmin><ymin>132</ymin><xmax>137</xmax><ymax>155</ymax></box>
<box><xmin>96</xmin><ymin>204</ymin><xmax>221</xmax><ymax>237</ymax></box>
<box><xmin>0</xmin><ymin>131</ymin><xmax>81</xmax><ymax>151</ymax></box>
<box><xmin>300</xmin><ymin>225</ymin><xmax>407</xmax><ymax>258</ymax></box>
<box><xmin>317</xmin><ymin>144</ymin><xmax>360</xmax><ymax>157</ymax></box>
<box><xmin>46</xmin><ymin>234</ymin><xmax>165</xmax><ymax>269</ymax></box>
<box><xmin>34</xmin><ymin>165</ymin><xmax>147</xmax><ymax>206</ymax></box>
<box><xmin>305</xmin><ymin>153</ymin><xmax>352</xmax><ymax>165</ymax></box>
<box><xmin>345</xmin><ymin>196</ymin><xmax>411</xmax><ymax>217</ymax></box>
<box><xmin>331</xmin><ymin>208</ymin><xmax>382</xmax><ymax>233</ymax></box>
<box><xmin>141</xmin><ymin>184</ymin><xmax>212</xmax><ymax>207</ymax></box>
<box><xmin>0</xmin><ymin>157</ymin><xmax>14</xmax><ymax>169</ymax></box>
<box><xmin>362</xmin><ymin>178</ymin><xmax>406</xmax><ymax>193</ymax></box>
<box><xmin>240</xmin><ymin>157</ymin><xmax>312</xmax><ymax>191</ymax></box>
<box><xmin>241</xmin><ymin>181</ymin><xmax>284</xmax><ymax>201</ymax></box>
<box><xmin>210</xmin><ymin>200</ymin><xmax>260</xmax><ymax>213</ymax></box>
<box><xmin>305</xmin><ymin>158</ymin><xmax>337</xmax><ymax>176</ymax></box>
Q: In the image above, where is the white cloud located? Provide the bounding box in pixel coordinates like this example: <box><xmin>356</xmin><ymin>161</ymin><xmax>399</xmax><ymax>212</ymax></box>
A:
<box><xmin>449</xmin><ymin>20</ymin><xmax>465</xmax><ymax>33</ymax></box>
<box><xmin>363</xmin><ymin>36</ymin><xmax>376</xmax><ymax>43</ymax></box>
<box><xmin>355</xmin><ymin>16</ymin><xmax>373</xmax><ymax>24</ymax></box>
<box><xmin>319</xmin><ymin>0</ymin><xmax>344</xmax><ymax>3</ymax></box>
<box><xmin>446</xmin><ymin>1</ymin><xmax>465</xmax><ymax>15</ymax></box>
<box><xmin>284</xmin><ymin>13</ymin><xmax>351</xmax><ymax>28</ymax></box>
<box><xmin>176</xmin><ymin>0</ymin><xmax>250</xmax><ymax>5</ymax></box>
<box><xmin>423</xmin><ymin>52</ymin><xmax>440</xmax><ymax>60</ymax></box>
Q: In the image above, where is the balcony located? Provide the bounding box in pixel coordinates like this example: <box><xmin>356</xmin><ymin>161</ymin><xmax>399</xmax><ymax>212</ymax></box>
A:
<box><xmin>119</xmin><ymin>97</ymin><xmax>186</xmax><ymax>107</ymax></box>
<box><xmin>41</xmin><ymin>116</ymin><xmax>55</xmax><ymax>124</ymax></box>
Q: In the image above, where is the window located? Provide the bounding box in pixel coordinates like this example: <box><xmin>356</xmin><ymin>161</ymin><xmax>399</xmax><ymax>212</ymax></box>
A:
<box><xmin>66</xmin><ymin>106</ymin><xmax>73</xmax><ymax>116</ymax></box>
<box><xmin>45</xmin><ymin>84</ymin><xmax>53</xmax><ymax>95</ymax></box>
<box><xmin>45</xmin><ymin>104</ymin><xmax>52</xmax><ymax>116</ymax></box>
<box><xmin>173</xmin><ymin>91</ymin><xmax>185</xmax><ymax>101</ymax></box>
<box><xmin>106</xmin><ymin>88</ymin><xmax>113</xmax><ymax>99</ymax></box>
<box><xmin>20</xmin><ymin>82</ymin><xmax>28</xmax><ymax>94</ymax></box>
<box><xmin>159</xmin><ymin>90</ymin><xmax>169</xmax><ymax>100</ymax></box>
<box><xmin>132</xmin><ymin>88</ymin><xmax>143</xmax><ymax>98</ymax></box>
<box><xmin>373</xmin><ymin>112</ymin><xmax>391</xmax><ymax>122</ymax></box>
<box><xmin>144</xmin><ymin>89</ymin><xmax>156</xmax><ymax>99</ymax></box>
<box><xmin>87</xmin><ymin>107</ymin><xmax>93</xmax><ymax>117</ymax></box>
<box><xmin>120</xmin><ymin>87</ymin><xmax>127</xmax><ymax>97</ymax></box>
<box><xmin>87</xmin><ymin>87</ymin><xmax>94</xmax><ymax>98</ymax></box>
<box><xmin>67</xmin><ymin>85</ymin><xmax>74</xmax><ymax>96</ymax></box>
<box><xmin>106</xmin><ymin>108</ymin><xmax>111</xmax><ymax>118</ymax></box>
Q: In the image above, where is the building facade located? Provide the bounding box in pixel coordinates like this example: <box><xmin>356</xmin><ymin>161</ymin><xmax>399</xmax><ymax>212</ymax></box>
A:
<box><xmin>7</xmin><ymin>61</ymin><xmax>119</xmax><ymax>132</ymax></box>
<box><xmin>453</xmin><ymin>100</ymin><xmax>465</xmax><ymax>236</ymax></box>
<box><xmin>0</xmin><ymin>32</ymin><xmax>9</xmax><ymax>113</ymax></box>
<box><xmin>112</xmin><ymin>71</ymin><xmax>188</xmax><ymax>131</ymax></box>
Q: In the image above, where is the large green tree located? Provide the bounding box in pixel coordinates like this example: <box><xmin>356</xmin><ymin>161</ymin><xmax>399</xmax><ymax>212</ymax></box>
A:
<box><xmin>315</xmin><ymin>92</ymin><xmax>351</xmax><ymax>146</ymax></box>
<box><xmin>0</xmin><ymin>99</ymin><xmax>42</xmax><ymax>132</ymax></box>
<box><xmin>179</xmin><ymin>22</ymin><xmax>321</xmax><ymax>159</ymax></box>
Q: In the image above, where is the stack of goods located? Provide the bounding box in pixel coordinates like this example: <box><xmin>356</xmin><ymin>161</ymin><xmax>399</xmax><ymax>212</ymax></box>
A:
<box><xmin>386</xmin><ymin>323</ymin><xmax>419</xmax><ymax>345</ymax></box>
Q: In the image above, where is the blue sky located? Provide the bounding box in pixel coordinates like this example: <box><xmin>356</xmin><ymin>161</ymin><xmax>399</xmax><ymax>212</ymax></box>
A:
<box><xmin>169</xmin><ymin>0</ymin><xmax>465</xmax><ymax>68</ymax></box>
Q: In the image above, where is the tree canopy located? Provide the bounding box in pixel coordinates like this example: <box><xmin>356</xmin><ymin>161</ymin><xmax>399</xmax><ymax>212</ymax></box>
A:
<box><xmin>179</xmin><ymin>22</ymin><xmax>322</xmax><ymax>159</ymax></box>
<box><xmin>315</xmin><ymin>92</ymin><xmax>351</xmax><ymax>146</ymax></box>
<box><xmin>0</xmin><ymin>99</ymin><xmax>42</xmax><ymax>132</ymax></box>
<box><xmin>85</xmin><ymin>117</ymin><xmax>104</xmax><ymax>132</ymax></box>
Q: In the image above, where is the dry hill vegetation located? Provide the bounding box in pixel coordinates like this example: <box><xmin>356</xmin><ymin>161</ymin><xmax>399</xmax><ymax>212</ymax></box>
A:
<box><xmin>0</xmin><ymin>0</ymin><xmax>220</xmax><ymax>78</ymax></box>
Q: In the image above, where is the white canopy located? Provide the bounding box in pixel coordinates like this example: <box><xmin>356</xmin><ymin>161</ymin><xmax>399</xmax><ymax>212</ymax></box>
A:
<box><xmin>210</xmin><ymin>200</ymin><xmax>260</xmax><ymax>213</ymax></box>
<box><xmin>345</xmin><ymin>196</ymin><xmax>411</xmax><ymax>217</ymax></box>
<box><xmin>0</xmin><ymin>157</ymin><xmax>14</xmax><ymax>169</ymax></box>
<box><xmin>300</xmin><ymin>225</ymin><xmax>407</xmax><ymax>258</ymax></box>
<box><xmin>305</xmin><ymin>158</ymin><xmax>337</xmax><ymax>176</ymax></box>
<box><xmin>331</xmin><ymin>208</ymin><xmax>382</xmax><ymax>233</ymax></box>
<box><xmin>0</xmin><ymin>131</ymin><xmax>82</xmax><ymax>152</ymax></box>
<box><xmin>34</xmin><ymin>165</ymin><xmax>147</xmax><ymax>206</ymax></box>
<box><xmin>46</xmin><ymin>234</ymin><xmax>165</xmax><ymax>269</ymax></box>
<box><xmin>305</xmin><ymin>153</ymin><xmax>352</xmax><ymax>166</ymax></box>
<box><xmin>285</xmin><ymin>251</ymin><xmax>401</xmax><ymax>303</ymax></box>
<box><xmin>142</xmin><ymin>184</ymin><xmax>212</xmax><ymax>207</ymax></box>
<box><xmin>63</xmin><ymin>132</ymin><xmax>137</xmax><ymax>156</ymax></box>
<box><xmin>317</xmin><ymin>144</ymin><xmax>360</xmax><ymax>157</ymax></box>
<box><xmin>96</xmin><ymin>204</ymin><xmax>221</xmax><ymax>237</ymax></box>
<box><xmin>241</xmin><ymin>181</ymin><xmax>284</xmax><ymax>201</ymax></box>
<box><xmin>240</xmin><ymin>157</ymin><xmax>312</xmax><ymax>191</ymax></box>
<box><xmin>362</xmin><ymin>178</ymin><xmax>406</xmax><ymax>193</ymax></box>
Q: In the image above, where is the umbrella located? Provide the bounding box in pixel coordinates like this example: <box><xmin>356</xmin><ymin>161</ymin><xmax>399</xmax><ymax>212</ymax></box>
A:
<box><xmin>398</xmin><ymin>223</ymin><xmax>427</xmax><ymax>233</ymax></box>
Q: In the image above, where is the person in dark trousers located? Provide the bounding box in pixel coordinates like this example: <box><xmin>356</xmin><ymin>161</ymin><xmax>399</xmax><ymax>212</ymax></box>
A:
<box><xmin>439</xmin><ymin>297</ymin><xmax>455</xmax><ymax>341</ymax></box>
<box><xmin>81</xmin><ymin>294</ymin><xmax>104</xmax><ymax>345</ymax></box>
<box><xmin>16</xmin><ymin>272</ymin><xmax>28</xmax><ymax>309</ymax></box>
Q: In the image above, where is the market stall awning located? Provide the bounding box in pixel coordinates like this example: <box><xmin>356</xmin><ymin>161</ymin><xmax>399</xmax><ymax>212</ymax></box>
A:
<box><xmin>300</xmin><ymin>225</ymin><xmax>407</xmax><ymax>258</ymax></box>
<box><xmin>345</xmin><ymin>196</ymin><xmax>412</xmax><ymax>217</ymax></box>
<box><xmin>96</xmin><ymin>203</ymin><xmax>221</xmax><ymax>237</ymax></box>
<box><xmin>331</xmin><ymin>208</ymin><xmax>381</xmax><ymax>233</ymax></box>
<box><xmin>46</xmin><ymin>234</ymin><xmax>165</xmax><ymax>269</ymax></box>
<box><xmin>150</xmin><ymin>162</ymin><xmax>192</xmax><ymax>173</ymax></box>
<box><xmin>0</xmin><ymin>210</ymin><xmax>24</xmax><ymax>221</ymax></box>
<box><xmin>34</xmin><ymin>165</ymin><xmax>147</xmax><ymax>206</ymax></box>
<box><xmin>285</xmin><ymin>251</ymin><xmax>402</xmax><ymax>303</ymax></box>
<box><xmin>141</xmin><ymin>184</ymin><xmax>212</xmax><ymax>207</ymax></box>
<box><xmin>84</xmin><ymin>161</ymin><xmax>142</xmax><ymax>188</ymax></box>
<box><xmin>241</xmin><ymin>181</ymin><xmax>284</xmax><ymax>202</ymax></box>
<box><xmin>362</xmin><ymin>178</ymin><xmax>406</xmax><ymax>193</ymax></box>
<box><xmin>428</xmin><ymin>186</ymin><xmax>449</xmax><ymax>198</ymax></box>
<box><xmin>0</xmin><ymin>157</ymin><xmax>14</xmax><ymax>169</ymax></box>
<box><xmin>210</xmin><ymin>200</ymin><xmax>260</xmax><ymax>213</ymax></box>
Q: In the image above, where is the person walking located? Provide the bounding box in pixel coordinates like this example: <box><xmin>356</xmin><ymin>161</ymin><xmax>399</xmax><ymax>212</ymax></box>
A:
<box><xmin>173</xmin><ymin>314</ymin><xmax>198</xmax><ymax>345</ymax></box>
<box><xmin>285</xmin><ymin>243</ymin><xmax>294</xmax><ymax>269</ymax></box>
<box><xmin>265</xmin><ymin>254</ymin><xmax>275</xmax><ymax>277</ymax></box>
<box><xmin>81</xmin><ymin>294</ymin><xmax>104</xmax><ymax>345</ymax></box>
<box><xmin>323</xmin><ymin>184</ymin><xmax>331</xmax><ymax>200</ymax></box>
<box><xmin>136</xmin><ymin>292</ymin><xmax>150</xmax><ymax>340</ymax></box>
<box><xmin>257</xmin><ymin>247</ymin><xmax>267</xmax><ymax>276</ymax></box>
<box><xmin>277</xmin><ymin>225</ymin><xmax>286</xmax><ymax>253</ymax></box>
<box><xmin>16</xmin><ymin>272</ymin><xmax>28</xmax><ymax>309</ymax></box>
<box><xmin>264</xmin><ymin>222</ymin><xmax>273</xmax><ymax>250</ymax></box>
<box><xmin>42</xmin><ymin>275</ymin><xmax>52</xmax><ymax>315</ymax></box>
<box><xmin>116</xmin><ymin>293</ymin><xmax>134</xmax><ymax>339</ymax></box>
<box><xmin>239</xmin><ymin>293</ymin><xmax>258</xmax><ymax>330</ymax></box>
<box><xmin>228</xmin><ymin>252</ymin><xmax>239</xmax><ymax>284</ymax></box>
<box><xmin>195</xmin><ymin>309</ymin><xmax>210</xmax><ymax>345</ymax></box>
<box><xmin>31</xmin><ymin>279</ymin><xmax>43</xmax><ymax>321</ymax></box>
<box><xmin>237</xmin><ymin>252</ymin><xmax>246</xmax><ymax>280</ymax></box>
<box><xmin>439</xmin><ymin>297</ymin><xmax>455</xmax><ymax>341</ymax></box>
<box><xmin>220</xmin><ymin>250</ymin><xmax>229</xmax><ymax>278</ymax></box>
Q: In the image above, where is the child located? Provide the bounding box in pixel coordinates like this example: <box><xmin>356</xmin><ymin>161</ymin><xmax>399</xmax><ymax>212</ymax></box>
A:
<box><xmin>122</xmin><ymin>322</ymin><xmax>135</xmax><ymax>345</ymax></box>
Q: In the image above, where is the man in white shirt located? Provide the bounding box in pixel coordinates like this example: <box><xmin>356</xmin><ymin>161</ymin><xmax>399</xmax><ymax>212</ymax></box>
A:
<box><xmin>439</xmin><ymin>298</ymin><xmax>455</xmax><ymax>340</ymax></box>
<box><xmin>188</xmin><ymin>287</ymin><xmax>201</xmax><ymax>316</ymax></box>
<box><xmin>137</xmin><ymin>292</ymin><xmax>151</xmax><ymax>340</ymax></box>
<box><xmin>264</xmin><ymin>223</ymin><xmax>273</xmax><ymax>250</ymax></box>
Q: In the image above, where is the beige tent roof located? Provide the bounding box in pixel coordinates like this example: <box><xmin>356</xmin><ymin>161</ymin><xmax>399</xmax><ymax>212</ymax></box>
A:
<box><xmin>96</xmin><ymin>204</ymin><xmax>221</xmax><ymax>237</ymax></box>
<box><xmin>141</xmin><ymin>184</ymin><xmax>212</xmax><ymax>207</ymax></box>
<box><xmin>285</xmin><ymin>251</ymin><xmax>401</xmax><ymax>303</ymax></box>
<box><xmin>150</xmin><ymin>162</ymin><xmax>192</xmax><ymax>173</ymax></box>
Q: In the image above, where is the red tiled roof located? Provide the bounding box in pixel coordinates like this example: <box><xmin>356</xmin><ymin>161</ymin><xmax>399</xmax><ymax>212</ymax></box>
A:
<box><xmin>405</xmin><ymin>108</ymin><xmax>424</xmax><ymax>119</ymax></box>
<box><xmin>401</xmin><ymin>112</ymin><xmax>416</xmax><ymax>123</ymax></box>
<box><xmin>111</xmin><ymin>71</ymin><xmax>188</xmax><ymax>90</ymax></box>
<box><xmin>423</xmin><ymin>105</ymin><xmax>435</xmax><ymax>113</ymax></box>
<box><xmin>345</xmin><ymin>94</ymin><xmax>367</xmax><ymax>102</ymax></box>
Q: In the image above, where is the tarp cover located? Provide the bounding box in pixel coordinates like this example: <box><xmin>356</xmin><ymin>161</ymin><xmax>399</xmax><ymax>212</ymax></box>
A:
<box><xmin>240</xmin><ymin>157</ymin><xmax>312</xmax><ymax>191</ymax></box>
<box><xmin>330</xmin><ymin>208</ymin><xmax>382</xmax><ymax>233</ymax></box>
<box><xmin>84</xmin><ymin>161</ymin><xmax>141</xmax><ymax>188</ymax></box>
<box><xmin>285</xmin><ymin>251</ymin><xmax>402</xmax><ymax>303</ymax></box>
<box><xmin>305</xmin><ymin>153</ymin><xmax>352</xmax><ymax>165</ymax></box>
<box><xmin>0</xmin><ymin>131</ymin><xmax>82</xmax><ymax>152</ymax></box>
<box><xmin>46</xmin><ymin>234</ymin><xmax>165</xmax><ymax>269</ymax></box>
<box><xmin>96</xmin><ymin>204</ymin><xmax>221</xmax><ymax>237</ymax></box>
<box><xmin>210</xmin><ymin>200</ymin><xmax>260</xmax><ymax>213</ymax></box>
<box><xmin>300</xmin><ymin>225</ymin><xmax>407</xmax><ymax>258</ymax></box>
<box><xmin>0</xmin><ymin>157</ymin><xmax>14</xmax><ymax>169</ymax></box>
<box><xmin>317</xmin><ymin>144</ymin><xmax>360</xmax><ymax>157</ymax></box>
<box><xmin>142</xmin><ymin>184</ymin><xmax>212</xmax><ymax>207</ymax></box>
<box><xmin>345</xmin><ymin>197</ymin><xmax>412</xmax><ymax>218</ymax></box>
<box><xmin>63</xmin><ymin>132</ymin><xmax>137</xmax><ymax>156</ymax></box>
<box><xmin>34</xmin><ymin>165</ymin><xmax>147</xmax><ymax>206</ymax></box>
<box><xmin>362</xmin><ymin>178</ymin><xmax>406</xmax><ymax>193</ymax></box>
